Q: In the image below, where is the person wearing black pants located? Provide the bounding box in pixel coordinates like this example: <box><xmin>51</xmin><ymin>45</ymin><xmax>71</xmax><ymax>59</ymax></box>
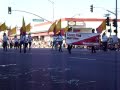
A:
<box><xmin>28</xmin><ymin>33</ymin><xmax>32</xmax><ymax>51</ymax></box>
<box><xmin>58</xmin><ymin>41</ymin><xmax>63</xmax><ymax>52</ymax></box>
<box><xmin>20</xmin><ymin>40</ymin><xmax>24</xmax><ymax>53</ymax></box>
<box><xmin>67</xmin><ymin>44</ymin><xmax>72</xmax><ymax>54</ymax></box>
<box><xmin>2</xmin><ymin>33</ymin><xmax>9</xmax><ymax>51</ymax></box>
<box><xmin>91</xmin><ymin>45</ymin><xmax>96</xmax><ymax>53</ymax></box>
<box><xmin>102</xmin><ymin>33</ymin><xmax>108</xmax><ymax>52</ymax></box>
<box><xmin>19</xmin><ymin>33</ymin><xmax>27</xmax><ymax>53</ymax></box>
<box><xmin>24</xmin><ymin>42</ymin><xmax>28</xmax><ymax>53</ymax></box>
<box><xmin>57</xmin><ymin>33</ymin><xmax>63</xmax><ymax>52</ymax></box>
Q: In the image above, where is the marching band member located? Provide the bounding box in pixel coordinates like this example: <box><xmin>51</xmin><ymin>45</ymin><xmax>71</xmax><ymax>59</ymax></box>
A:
<box><xmin>28</xmin><ymin>33</ymin><xmax>32</xmax><ymax>50</ymax></box>
<box><xmin>14</xmin><ymin>35</ymin><xmax>19</xmax><ymax>49</ymax></box>
<box><xmin>2</xmin><ymin>33</ymin><xmax>9</xmax><ymax>51</ymax></box>
<box><xmin>19</xmin><ymin>32</ymin><xmax>27</xmax><ymax>53</ymax></box>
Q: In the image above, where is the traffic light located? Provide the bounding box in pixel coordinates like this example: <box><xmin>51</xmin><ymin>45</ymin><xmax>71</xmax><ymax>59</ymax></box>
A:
<box><xmin>8</xmin><ymin>7</ymin><xmax>11</xmax><ymax>14</ymax></box>
<box><xmin>106</xmin><ymin>17</ymin><xmax>110</xmax><ymax>26</ymax></box>
<box><xmin>90</xmin><ymin>5</ymin><xmax>93</xmax><ymax>12</ymax></box>
<box><xmin>113</xmin><ymin>19</ymin><xmax>117</xmax><ymax>27</ymax></box>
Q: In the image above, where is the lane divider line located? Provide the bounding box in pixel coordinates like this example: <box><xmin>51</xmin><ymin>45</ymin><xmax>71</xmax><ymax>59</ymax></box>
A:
<box><xmin>69</xmin><ymin>57</ymin><xmax>96</xmax><ymax>60</ymax></box>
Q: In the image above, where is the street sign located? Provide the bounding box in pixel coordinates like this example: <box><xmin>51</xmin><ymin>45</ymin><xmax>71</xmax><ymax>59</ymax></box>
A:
<box><xmin>32</xmin><ymin>19</ymin><xmax>44</xmax><ymax>22</ymax></box>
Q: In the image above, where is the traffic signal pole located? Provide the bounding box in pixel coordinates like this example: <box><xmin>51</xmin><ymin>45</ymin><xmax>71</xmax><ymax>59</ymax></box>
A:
<box><xmin>115</xmin><ymin>0</ymin><xmax>118</xmax><ymax>36</ymax></box>
<box><xmin>8</xmin><ymin>7</ymin><xmax>52</xmax><ymax>23</ymax></box>
<box><xmin>91</xmin><ymin>3</ymin><xmax>118</xmax><ymax>90</ymax></box>
<box><xmin>110</xmin><ymin>23</ymin><xmax>112</xmax><ymax>36</ymax></box>
<box><xmin>115</xmin><ymin>0</ymin><xmax>118</xmax><ymax>90</ymax></box>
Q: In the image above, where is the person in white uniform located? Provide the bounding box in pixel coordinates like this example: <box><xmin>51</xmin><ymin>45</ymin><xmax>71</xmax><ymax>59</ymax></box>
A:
<box><xmin>2</xmin><ymin>33</ymin><xmax>9</xmax><ymax>51</ymax></box>
<box><xmin>57</xmin><ymin>33</ymin><xmax>63</xmax><ymax>52</ymax></box>
<box><xmin>67</xmin><ymin>27</ymin><xmax>73</xmax><ymax>54</ymax></box>
<box><xmin>28</xmin><ymin>33</ymin><xmax>32</xmax><ymax>50</ymax></box>
<box><xmin>19</xmin><ymin>32</ymin><xmax>27</xmax><ymax>53</ymax></box>
<box><xmin>14</xmin><ymin>35</ymin><xmax>19</xmax><ymax>49</ymax></box>
<box><xmin>101</xmin><ymin>33</ymin><xmax>108</xmax><ymax>51</ymax></box>
<box><xmin>52</xmin><ymin>35</ymin><xmax>57</xmax><ymax>50</ymax></box>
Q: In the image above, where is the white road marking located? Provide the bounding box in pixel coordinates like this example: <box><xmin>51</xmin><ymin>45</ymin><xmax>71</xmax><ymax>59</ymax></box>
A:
<box><xmin>69</xmin><ymin>57</ymin><xmax>96</xmax><ymax>60</ymax></box>
<box><xmin>0</xmin><ymin>64</ymin><xmax>16</xmax><ymax>67</ymax></box>
<box><xmin>79</xmin><ymin>81</ymin><xmax>96</xmax><ymax>85</ymax></box>
<box><xmin>0</xmin><ymin>51</ymin><xmax>62</xmax><ymax>55</ymax></box>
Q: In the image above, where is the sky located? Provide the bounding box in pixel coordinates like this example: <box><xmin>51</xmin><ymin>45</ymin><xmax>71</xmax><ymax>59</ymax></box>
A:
<box><xmin>0</xmin><ymin>0</ymin><xmax>120</xmax><ymax>28</ymax></box>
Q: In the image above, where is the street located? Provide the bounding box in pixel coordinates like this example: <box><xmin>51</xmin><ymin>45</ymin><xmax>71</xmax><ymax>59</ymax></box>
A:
<box><xmin>0</xmin><ymin>48</ymin><xmax>120</xmax><ymax>90</ymax></box>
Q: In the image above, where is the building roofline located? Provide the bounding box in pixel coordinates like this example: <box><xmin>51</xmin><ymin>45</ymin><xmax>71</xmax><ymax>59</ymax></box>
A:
<box><xmin>34</xmin><ymin>18</ymin><xmax>120</xmax><ymax>27</ymax></box>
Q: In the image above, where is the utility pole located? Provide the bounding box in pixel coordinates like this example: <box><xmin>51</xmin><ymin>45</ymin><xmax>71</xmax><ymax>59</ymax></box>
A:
<box><xmin>115</xmin><ymin>0</ymin><xmax>118</xmax><ymax>36</ymax></box>
<box><xmin>108</xmin><ymin>23</ymin><xmax>112</xmax><ymax>36</ymax></box>
<box><xmin>48</xmin><ymin>0</ymin><xmax>54</xmax><ymax>22</ymax></box>
<box><xmin>115</xmin><ymin>0</ymin><xmax>118</xmax><ymax>90</ymax></box>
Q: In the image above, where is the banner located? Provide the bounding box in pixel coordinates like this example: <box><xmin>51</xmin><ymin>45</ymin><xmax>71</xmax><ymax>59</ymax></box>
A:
<box><xmin>66</xmin><ymin>32</ymin><xmax>100</xmax><ymax>45</ymax></box>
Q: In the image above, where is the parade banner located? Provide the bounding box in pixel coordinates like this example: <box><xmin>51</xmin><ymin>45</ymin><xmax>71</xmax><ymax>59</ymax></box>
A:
<box><xmin>65</xmin><ymin>32</ymin><xmax>100</xmax><ymax>46</ymax></box>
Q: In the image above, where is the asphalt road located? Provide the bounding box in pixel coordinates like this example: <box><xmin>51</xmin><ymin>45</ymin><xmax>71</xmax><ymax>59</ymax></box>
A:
<box><xmin>0</xmin><ymin>48</ymin><xmax>120</xmax><ymax>90</ymax></box>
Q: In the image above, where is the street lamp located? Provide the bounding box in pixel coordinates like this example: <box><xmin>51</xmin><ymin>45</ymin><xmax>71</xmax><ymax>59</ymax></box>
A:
<box><xmin>71</xmin><ymin>13</ymin><xmax>80</xmax><ymax>18</ymax></box>
<box><xmin>48</xmin><ymin>0</ymin><xmax>54</xmax><ymax>22</ymax></box>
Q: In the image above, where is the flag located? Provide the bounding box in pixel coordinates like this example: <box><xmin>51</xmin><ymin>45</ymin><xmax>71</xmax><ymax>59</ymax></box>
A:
<box><xmin>63</xmin><ymin>25</ymin><xmax>69</xmax><ymax>32</ymax></box>
<box><xmin>48</xmin><ymin>21</ymin><xmax>56</xmax><ymax>33</ymax></box>
<box><xmin>26</xmin><ymin>23</ymin><xmax>31</xmax><ymax>32</ymax></box>
<box><xmin>53</xmin><ymin>25</ymin><xmax>56</xmax><ymax>35</ymax></box>
<box><xmin>96</xmin><ymin>20</ymin><xmax>106</xmax><ymax>33</ymax></box>
<box><xmin>0</xmin><ymin>22</ymin><xmax>7</xmax><ymax>31</ymax></box>
<box><xmin>56</xmin><ymin>19</ymin><xmax>61</xmax><ymax>34</ymax></box>
<box><xmin>8</xmin><ymin>27</ymin><xmax>16</xmax><ymax>36</ymax></box>
<box><xmin>20</xmin><ymin>17</ymin><xmax>26</xmax><ymax>34</ymax></box>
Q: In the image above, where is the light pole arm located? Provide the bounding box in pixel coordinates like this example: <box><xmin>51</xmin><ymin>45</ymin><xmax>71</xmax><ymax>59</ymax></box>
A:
<box><xmin>94</xmin><ymin>7</ymin><xmax>116</xmax><ymax>15</ymax></box>
<box><xmin>106</xmin><ymin>10</ymin><xmax>116</xmax><ymax>15</ymax></box>
<box><xmin>71</xmin><ymin>13</ymin><xmax>80</xmax><ymax>18</ymax></box>
<box><xmin>48</xmin><ymin>0</ymin><xmax>54</xmax><ymax>4</ymax></box>
<box><xmin>12</xmin><ymin>10</ymin><xmax>52</xmax><ymax>23</ymax></box>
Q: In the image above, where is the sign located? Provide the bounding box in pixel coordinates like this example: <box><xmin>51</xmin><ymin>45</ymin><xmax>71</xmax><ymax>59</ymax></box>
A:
<box><xmin>68</xmin><ymin>21</ymin><xmax>76</xmax><ymax>25</ymax></box>
<box><xmin>66</xmin><ymin>32</ymin><xmax>100</xmax><ymax>45</ymax></box>
<box><xmin>32</xmin><ymin>19</ymin><xmax>44</xmax><ymax>22</ymax></box>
